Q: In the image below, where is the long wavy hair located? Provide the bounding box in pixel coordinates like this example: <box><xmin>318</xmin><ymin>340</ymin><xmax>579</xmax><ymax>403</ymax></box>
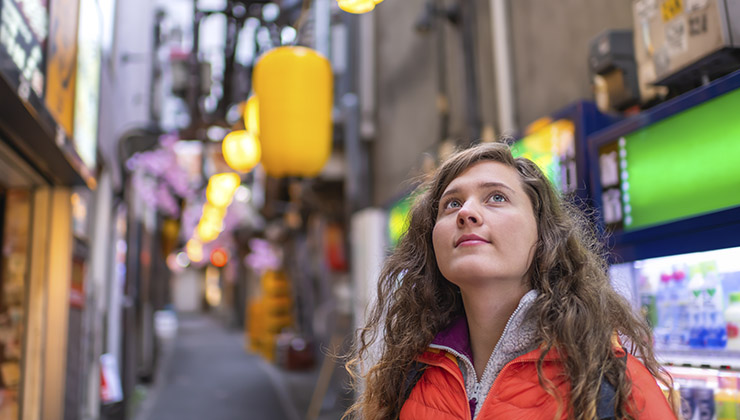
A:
<box><xmin>344</xmin><ymin>141</ymin><xmax>676</xmax><ymax>420</ymax></box>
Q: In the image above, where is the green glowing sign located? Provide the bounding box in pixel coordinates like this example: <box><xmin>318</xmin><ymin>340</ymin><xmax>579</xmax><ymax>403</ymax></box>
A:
<box><xmin>598</xmin><ymin>87</ymin><xmax>740</xmax><ymax>232</ymax></box>
<box><xmin>388</xmin><ymin>195</ymin><xmax>412</xmax><ymax>248</ymax></box>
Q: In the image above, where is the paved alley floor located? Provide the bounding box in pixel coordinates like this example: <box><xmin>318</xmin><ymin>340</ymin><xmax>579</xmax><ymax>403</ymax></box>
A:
<box><xmin>136</xmin><ymin>313</ymin><xmax>324</xmax><ymax>420</ymax></box>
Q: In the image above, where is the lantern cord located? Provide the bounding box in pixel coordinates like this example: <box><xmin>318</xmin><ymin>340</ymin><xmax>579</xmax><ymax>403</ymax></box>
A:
<box><xmin>293</xmin><ymin>0</ymin><xmax>313</xmax><ymax>39</ymax></box>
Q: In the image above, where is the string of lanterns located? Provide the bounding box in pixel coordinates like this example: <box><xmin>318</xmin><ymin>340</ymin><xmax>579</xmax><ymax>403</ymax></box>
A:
<box><xmin>190</xmin><ymin>0</ymin><xmax>386</xmax><ymax>264</ymax></box>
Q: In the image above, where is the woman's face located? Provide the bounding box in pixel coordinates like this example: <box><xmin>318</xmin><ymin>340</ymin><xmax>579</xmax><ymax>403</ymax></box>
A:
<box><xmin>432</xmin><ymin>161</ymin><xmax>539</xmax><ymax>289</ymax></box>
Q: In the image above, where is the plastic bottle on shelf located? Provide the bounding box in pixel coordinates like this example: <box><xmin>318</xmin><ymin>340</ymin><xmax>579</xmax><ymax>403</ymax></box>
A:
<box><xmin>672</xmin><ymin>265</ymin><xmax>690</xmax><ymax>349</ymax></box>
<box><xmin>716</xmin><ymin>374</ymin><xmax>739</xmax><ymax>420</ymax></box>
<box><xmin>680</xmin><ymin>386</ymin><xmax>696</xmax><ymax>420</ymax></box>
<box><xmin>655</xmin><ymin>272</ymin><xmax>674</xmax><ymax>348</ymax></box>
<box><xmin>725</xmin><ymin>292</ymin><xmax>740</xmax><ymax>351</ymax></box>
<box><xmin>638</xmin><ymin>272</ymin><xmax>658</xmax><ymax>330</ymax></box>
<box><xmin>693</xmin><ymin>386</ymin><xmax>715</xmax><ymax>420</ymax></box>
<box><xmin>704</xmin><ymin>261</ymin><xmax>727</xmax><ymax>349</ymax></box>
<box><xmin>689</xmin><ymin>264</ymin><xmax>708</xmax><ymax>348</ymax></box>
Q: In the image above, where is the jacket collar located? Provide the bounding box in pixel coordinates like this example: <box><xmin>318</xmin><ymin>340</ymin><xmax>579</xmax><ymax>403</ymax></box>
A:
<box><xmin>430</xmin><ymin>315</ymin><xmax>474</xmax><ymax>362</ymax></box>
<box><xmin>429</xmin><ymin>289</ymin><xmax>540</xmax><ymax>367</ymax></box>
<box><xmin>426</xmin><ymin>290</ymin><xmax>541</xmax><ymax>419</ymax></box>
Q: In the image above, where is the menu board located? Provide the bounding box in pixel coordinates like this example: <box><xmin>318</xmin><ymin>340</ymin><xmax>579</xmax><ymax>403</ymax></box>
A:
<box><xmin>0</xmin><ymin>0</ymin><xmax>48</xmax><ymax>97</ymax></box>
<box><xmin>598</xmin><ymin>87</ymin><xmax>740</xmax><ymax>232</ymax></box>
<box><xmin>511</xmin><ymin>119</ymin><xmax>576</xmax><ymax>194</ymax></box>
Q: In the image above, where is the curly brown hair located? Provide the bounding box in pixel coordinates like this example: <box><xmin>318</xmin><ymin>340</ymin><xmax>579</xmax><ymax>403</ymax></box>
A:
<box><xmin>344</xmin><ymin>141</ymin><xmax>676</xmax><ymax>420</ymax></box>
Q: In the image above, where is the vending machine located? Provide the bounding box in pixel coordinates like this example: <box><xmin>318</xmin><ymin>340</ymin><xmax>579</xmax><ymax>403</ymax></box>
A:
<box><xmin>588</xmin><ymin>69</ymin><xmax>740</xmax><ymax>419</ymax></box>
<box><xmin>512</xmin><ymin>101</ymin><xmax>619</xmax><ymax>200</ymax></box>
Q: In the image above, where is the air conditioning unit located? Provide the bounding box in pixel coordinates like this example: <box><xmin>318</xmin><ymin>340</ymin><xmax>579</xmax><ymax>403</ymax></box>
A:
<box><xmin>633</xmin><ymin>0</ymin><xmax>740</xmax><ymax>99</ymax></box>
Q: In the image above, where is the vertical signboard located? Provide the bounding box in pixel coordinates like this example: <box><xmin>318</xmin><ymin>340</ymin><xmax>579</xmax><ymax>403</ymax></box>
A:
<box><xmin>45</xmin><ymin>0</ymin><xmax>79</xmax><ymax>137</ymax></box>
<box><xmin>0</xmin><ymin>0</ymin><xmax>48</xmax><ymax>97</ymax></box>
<box><xmin>511</xmin><ymin>119</ymin><xmax>577</xmax><ymax>194</ymax></box>
<box><xmin>73</xmin><ymin>0</ymin><xmax>101</xmax><ymax>171</ymax></box>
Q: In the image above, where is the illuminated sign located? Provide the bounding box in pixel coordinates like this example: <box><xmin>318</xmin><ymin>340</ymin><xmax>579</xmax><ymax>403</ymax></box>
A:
<box><xmin>511</xmin><ymin>119</ymin><xmax>576</xmax><ymax>193</ymax></box>
<box><xmin>73</xmin><ymin>0</ymin><xmax>101</xmax><ymax>170</ymax></box>
<box><xmin>388</xmin><ymin>194</ymin><xmax>413</xmax><ymax>249</ymax></box>
<box><xmin>598</xmin><ymin>86</ymin><xmax>740</xmax><ymax>232</ymax></box>
<box><xmin>0</xmin><ymin>0</ymin><xmax>47</xmax><ymax>97</ymax></box>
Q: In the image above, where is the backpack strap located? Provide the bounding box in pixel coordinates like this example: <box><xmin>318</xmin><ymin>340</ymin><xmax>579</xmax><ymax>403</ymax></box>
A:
<box><xmin>596</xmin><ymin>351</ymin><xmax>628</xmax><ymax>419</ymax></box>
<box><xmin>402</xmin><ymin>361</ymin><xmax>426</xmax><ymax>402</ymax></box>
<box><xmin>596</xmin><ymin>377</ymin><xmax>617</xmax><ymax>419</ymax></box>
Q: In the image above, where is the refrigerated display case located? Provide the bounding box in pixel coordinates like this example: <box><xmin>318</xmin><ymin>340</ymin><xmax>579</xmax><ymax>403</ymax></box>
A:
<box><xmin>512</xmin><ymin>101</ymin><xmax>619</xmax><ymax>201</ymax></box>
<box><xmin>589</xmin><ymin>69</ymin><xmax>740</xmax><ymax>417</ymax></box>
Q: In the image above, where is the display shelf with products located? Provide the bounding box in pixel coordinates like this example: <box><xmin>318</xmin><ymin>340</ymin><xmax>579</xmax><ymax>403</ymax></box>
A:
<box><xmin>666</xmin><ymin>366</ymin><xmax>740</xmax><ymax>420</ymax></box>
<box><xmin>658</xmin><ymin>349</ymin><xmax>740</xmax><ymax>370</ymax></box>
<box><xmin>611</xmin><ymin>246</ymin><xmax>740</xmax><ymax>373</ymax></box>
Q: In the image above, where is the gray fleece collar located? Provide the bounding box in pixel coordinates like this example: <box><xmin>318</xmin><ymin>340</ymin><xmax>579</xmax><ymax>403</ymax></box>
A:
<box><xmin>428</xmin><ymin>289</ymin><xmax>540</xmax><ymax>419</ymax></box>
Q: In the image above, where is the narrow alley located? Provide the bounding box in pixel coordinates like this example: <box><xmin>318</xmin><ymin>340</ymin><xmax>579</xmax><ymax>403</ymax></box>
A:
<box><xmin>133</xmin><ymin>313</ymin><xmax>347</xmax><ymax>420</ymax></box>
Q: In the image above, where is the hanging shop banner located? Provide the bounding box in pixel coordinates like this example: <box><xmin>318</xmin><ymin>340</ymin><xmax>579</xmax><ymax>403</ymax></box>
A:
<box><xmin>45</xmin><ymin>0</ymin><xmax>79</xmax><ymax>137</ymax></box>
<box><xmin>597</xmin><ymin>85</ymin><xmax>740</xmax><ymax>233</ymax></box>
<box><xmin>72</xmin><ymin>0</ymin><xmax>101</xmax><ymax>171</ymax></box>
<box><xmin>0</xmin><ymin>0</ymin><xmax>48</xmax><ymax>97</ymax></box>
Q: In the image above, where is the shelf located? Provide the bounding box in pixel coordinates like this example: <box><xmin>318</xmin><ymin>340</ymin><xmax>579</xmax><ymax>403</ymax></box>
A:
<box><xmin>657</xmin><ymin>348</ymin><xmax>740</xmax><ymax>370</ymax></box>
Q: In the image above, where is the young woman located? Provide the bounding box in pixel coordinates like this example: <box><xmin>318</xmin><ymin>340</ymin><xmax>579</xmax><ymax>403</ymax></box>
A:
<box><xmin>346</xmin><ymin>142</ymin><xmax>677</xmax><ymax>420</ymax></box>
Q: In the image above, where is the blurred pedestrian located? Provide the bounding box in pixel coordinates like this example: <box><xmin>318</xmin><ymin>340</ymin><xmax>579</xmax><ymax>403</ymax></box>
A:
<box><xmin>345</xmin><ymin>142</ymin><xmax>677</xmax><ymax>419</ymax></box>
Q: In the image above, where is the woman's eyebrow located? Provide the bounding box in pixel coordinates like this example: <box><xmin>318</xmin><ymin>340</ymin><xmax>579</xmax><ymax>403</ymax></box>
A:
<box><xmin>440</xmin><ymin>181</ymin><xmax>515</xmax><ymax>201</ymax></box>
<box><xmin>479</xmin><ymin>181</ymin><xmax>515</xmax><ymax>194</ymax></box>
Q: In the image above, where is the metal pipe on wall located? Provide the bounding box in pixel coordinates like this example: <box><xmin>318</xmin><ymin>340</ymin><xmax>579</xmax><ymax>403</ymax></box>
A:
<box><xmin>459</xmin><ymin>0</ymin><xmax>481</xmax><ymax>142</ymax></box>
<box><xmin>314</xmin><ymin>0</ymin><xmax>331</xmax><ymax>58</ymax></box>
<box><xmin>342</xmin><ymin>12</ymin><xmax>371</xmax><ymax>213</ymax></box>
<box><xmin>490</xmin><ymin>0</ymin><xmax>517</xmax><ymax>135</ymax></box>
<box><xmin>358</xmin><ymin>11</ymin><xmax>376</xmax><ymax>140</ymax></box>
<box><xmin>433</xmin><ymin>0</ymin><xmax>450</xmax><ymax>143</ymax></box>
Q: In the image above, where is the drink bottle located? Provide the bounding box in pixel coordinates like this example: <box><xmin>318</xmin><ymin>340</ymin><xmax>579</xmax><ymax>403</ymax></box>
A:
<box><xmin>688</xmin><ymin>265</ymin><xmax>707</xmax><ymax>348</ymax></box>
<box><xmin>725</xmin><ymin>292</ymin><xmax>740</xmax><ymax>351</ymax></box>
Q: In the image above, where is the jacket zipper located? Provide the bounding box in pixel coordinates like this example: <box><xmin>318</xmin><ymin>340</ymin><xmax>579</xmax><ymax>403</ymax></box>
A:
<box><xmin>429</xmin><ymin>299</ymin><xmax>531</xmax><ymax>419</ymax></box>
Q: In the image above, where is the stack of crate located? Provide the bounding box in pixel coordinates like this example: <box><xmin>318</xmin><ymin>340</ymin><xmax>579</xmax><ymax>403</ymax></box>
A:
<box><xmin>246</xmin><ymin>270</ymin><xmax>293</xmax><ymax>361</ymax></box>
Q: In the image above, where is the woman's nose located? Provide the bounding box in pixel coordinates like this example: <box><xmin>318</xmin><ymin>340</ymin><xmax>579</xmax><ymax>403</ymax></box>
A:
<box><xmin>457</xmin><ymin>203</ymin><xmax>481</xmax><ymax>226</ymax></box>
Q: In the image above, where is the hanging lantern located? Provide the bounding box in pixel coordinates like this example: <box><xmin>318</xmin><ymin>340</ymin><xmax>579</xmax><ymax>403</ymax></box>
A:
<box><xmin>243</xmin><ymin>95</ymin><xmax>260</xmax><ymax>136</ymax></box>
<box><xmin>206</xmin><ymin>172</ymin><xmax>241</xmax><ymax>208</ymax></box>
<box><xmin>186</xmin><ymin>239</ymin><xmax>203</xmax><ymax>263</ymax></box>
<box><xmin>222</xmin><ymin>130</ymin><xmax>261</xmax><ymax>173</ymax></box>
<box><xmin>202</xmin><ymin>202</ymin><xmax>226</xmax><ymax>224</ymax></box>
<box><xmin>197</xmin><ymin>218</ymin><xmax>222</xmax><ymax>243</ymax></box>
<box><xmin>337</xmin><ymin>0</ymin><xmax>384</xmax><ymax>14</ymax></box>
<box><xmin>253</xmin><ymin>46</ymin><xmax>333</xmax><ymax>178</ymax></box>
<box><xmin>210</xmin><ymin>248</ymin><xmax>228</xmax><ymax>268</ymax></box>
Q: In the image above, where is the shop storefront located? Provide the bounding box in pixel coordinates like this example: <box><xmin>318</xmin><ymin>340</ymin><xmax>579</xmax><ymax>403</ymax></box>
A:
<box><xmin>0</xmin><ymin>0</ymin><xmax>95</xmax><ymax>418</ymax></box>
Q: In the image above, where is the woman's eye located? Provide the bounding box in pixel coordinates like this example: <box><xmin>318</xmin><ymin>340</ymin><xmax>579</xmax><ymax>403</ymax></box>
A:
<box><xmin>444</xmin><ymin>199</ymin><xmax>461</xmax><ymax>209</ymax></box>
<box><xmin>488</xmin><ymin>193</ymin><xmax>507</xmax><ymax>203</ymax></box>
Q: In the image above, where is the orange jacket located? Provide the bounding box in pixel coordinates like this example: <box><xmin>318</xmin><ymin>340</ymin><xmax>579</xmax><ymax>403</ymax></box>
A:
<box><xmin>400</xmin><ymin>346</ymin><xmax>676</xmax><ymax>420</ymax></box>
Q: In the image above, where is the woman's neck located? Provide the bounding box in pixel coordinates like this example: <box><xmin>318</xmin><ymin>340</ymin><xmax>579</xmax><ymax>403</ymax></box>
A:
<box><xmin>460</xmin><ymin>281</ymin><xmax>529</xmax><ymax>379</ymax></box>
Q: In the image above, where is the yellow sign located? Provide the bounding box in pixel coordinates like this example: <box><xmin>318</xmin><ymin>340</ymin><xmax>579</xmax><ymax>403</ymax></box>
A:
<box><xmin>45</xmin><ymin>0</ymin><xmax>80</xmax><ymax>137</ymax></box>
<box><xmin>661</xmin><ymin>0</ymin><xmax>683</xmax><ymax>22</ymax></box>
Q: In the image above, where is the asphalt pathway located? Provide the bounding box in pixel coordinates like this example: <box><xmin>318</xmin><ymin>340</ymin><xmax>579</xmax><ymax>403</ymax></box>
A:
<box><xmin>137</xmin><ymin>314</ymin><xmax>302</xmax><ymax>420</ymax></box>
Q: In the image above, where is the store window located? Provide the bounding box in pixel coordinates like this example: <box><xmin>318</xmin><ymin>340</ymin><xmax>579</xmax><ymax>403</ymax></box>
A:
<box><xmin>0</xmin><ymin>189</ymin><xmax>31</xmax><ymax>418</ymax></box>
